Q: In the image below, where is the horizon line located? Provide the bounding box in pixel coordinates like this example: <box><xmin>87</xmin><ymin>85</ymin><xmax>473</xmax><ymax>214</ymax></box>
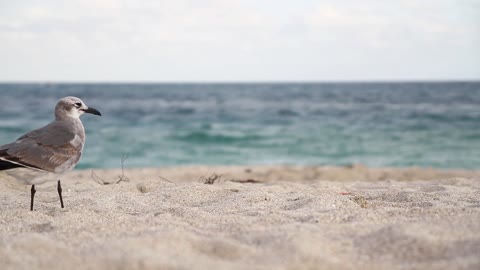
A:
<box><xmin>0</xmin><ymin>79</ymin><xmax>479</xmax><ymax>84</ymax></box>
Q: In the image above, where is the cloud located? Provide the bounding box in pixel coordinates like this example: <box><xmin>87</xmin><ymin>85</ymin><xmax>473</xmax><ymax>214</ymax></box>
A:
<box><xmin>304</xmin><ymin>1</ymin><xmax>479</xmax><ymax>48</ymax></box>
<box><xmin>0</xmin><ymin>0</ymin><xmax>478</xmax><ymax>81</ymax></box>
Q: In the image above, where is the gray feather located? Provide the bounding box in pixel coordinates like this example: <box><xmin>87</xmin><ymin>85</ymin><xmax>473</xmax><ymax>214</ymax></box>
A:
<box><xmin>0</xmin><ymin>119</ymin><xmax>85</xmax><ymax>173</ymax></box>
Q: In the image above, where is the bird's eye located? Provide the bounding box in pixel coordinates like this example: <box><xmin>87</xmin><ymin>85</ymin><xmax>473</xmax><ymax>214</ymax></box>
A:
<box><xmin>74</xmin><ymin>102</ymin><xmax>82</xmax><ymax>108</ymax></box>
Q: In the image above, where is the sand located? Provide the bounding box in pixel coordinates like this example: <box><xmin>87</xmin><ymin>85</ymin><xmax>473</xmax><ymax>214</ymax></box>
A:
<box><xmin>1</xmin><ymin>165</ymin><xmax>479</xmax><ymax>270</ymax></box>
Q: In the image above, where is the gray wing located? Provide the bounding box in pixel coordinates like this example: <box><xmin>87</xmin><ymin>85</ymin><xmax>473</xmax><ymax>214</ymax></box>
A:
<box><xmin>0</xmin><ymin>121</ymin><xmax>84</xmax><ymax>172</ymax></box>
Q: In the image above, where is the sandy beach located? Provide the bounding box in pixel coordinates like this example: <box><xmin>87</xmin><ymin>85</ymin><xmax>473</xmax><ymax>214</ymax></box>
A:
<box><xmin>1</xmin><ymin>165</ymin><xmax>479</xmax><ymax>270</ymax></box>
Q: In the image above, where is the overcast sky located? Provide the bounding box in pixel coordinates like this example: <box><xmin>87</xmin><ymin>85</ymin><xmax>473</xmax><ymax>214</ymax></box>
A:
<box><xmin>1</xmin><ymin>0</ymin><xmax>479</xmax><ymax>82</ymax></box>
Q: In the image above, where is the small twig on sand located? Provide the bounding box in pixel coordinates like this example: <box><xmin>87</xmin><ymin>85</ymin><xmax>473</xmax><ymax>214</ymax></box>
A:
<box><xmin>230</xmin><ymin>179</ymin><xmax>262</xmax><ymax>184</ymax></box>
<box><xmin>158</xmin><ymin>175</ymin><xmax>173</xmax><ymax>183</ymax></box>
<box><xmin>91</xmin><ymin>170</ymin><xmax>107</xmax><ymax>185</ymax></box>
<box><xmin>115</xmin><ymin>153</ymin><xmax>129</xmax><ymax>184</ymax></box>
<box><xmin>90</xmin><ymin>154</ymin><xmax>129</xmax><ymax>185</ymax></box>
<box><xmin>201</xmin><ymin>174</ymin><xmax>222</xmax><ymax>185</ymax></box>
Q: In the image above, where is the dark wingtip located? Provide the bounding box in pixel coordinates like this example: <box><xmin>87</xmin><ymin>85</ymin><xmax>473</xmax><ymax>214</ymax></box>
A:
<box><xmin>0</xmin><ymin>159</ymin><xmax>23</xmax><ymax>171</ymax></box>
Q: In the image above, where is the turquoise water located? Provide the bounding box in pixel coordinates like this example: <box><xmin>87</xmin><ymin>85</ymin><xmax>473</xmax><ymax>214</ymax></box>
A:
<box><xmin>0</xmin><ymin>82</ymin><xmax>479</xmax><ymax>169</ymax></box>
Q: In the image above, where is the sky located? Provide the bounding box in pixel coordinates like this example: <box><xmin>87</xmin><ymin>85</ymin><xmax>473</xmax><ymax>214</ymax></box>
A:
<box><xmin>1</xmin><ymin>0</ymin><xmax>479</xmax><ymax>82</ymax></box>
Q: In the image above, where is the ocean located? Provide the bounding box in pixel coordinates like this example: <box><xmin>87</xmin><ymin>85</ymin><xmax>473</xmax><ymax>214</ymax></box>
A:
<box><xmin>0</xmin><ymin>82</ymin><xmax>479</xmax><ymax>169</ymax></box>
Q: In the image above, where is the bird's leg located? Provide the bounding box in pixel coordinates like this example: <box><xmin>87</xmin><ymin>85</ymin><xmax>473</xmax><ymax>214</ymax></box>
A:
<box><xmin>57</xmin><ymin>180</ymin><xmax>64</xmax><ymax>208</ymax></box>
<box><xmin>30</xmin><ymin>185</ymin><xmax>36</xmax><ymax>211</ymax></box>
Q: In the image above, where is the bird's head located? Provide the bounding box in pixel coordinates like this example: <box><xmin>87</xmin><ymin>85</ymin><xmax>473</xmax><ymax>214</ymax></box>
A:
<box><xmin>55</xmin><ymin>96</ymin><xmax>101</xmax><ymax>120</ymax></box>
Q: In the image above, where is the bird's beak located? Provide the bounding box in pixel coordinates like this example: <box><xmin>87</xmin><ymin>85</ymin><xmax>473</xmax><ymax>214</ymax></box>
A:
<box><xmin>83</xmin><ymin>107</ymin><xmax>102</xmax><ymax>116</ymax></box>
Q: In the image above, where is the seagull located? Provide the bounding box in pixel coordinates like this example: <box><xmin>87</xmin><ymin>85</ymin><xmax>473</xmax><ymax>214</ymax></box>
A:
<box><xmin>0</xmin><ymin>96</ymin><xmax>101</xmax><ymax>211</ymax></box>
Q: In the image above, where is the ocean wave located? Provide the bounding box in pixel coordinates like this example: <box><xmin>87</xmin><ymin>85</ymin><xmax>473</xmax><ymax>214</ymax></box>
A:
<box><xmin>1</xmin><ymin>82</ymin><xmax>479</xmax><ymax>169</ymax></box>
<box><xmin>172</xmin><ymin>131</ymin><xmax>264</xmax><ymax>144</ymax></box>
